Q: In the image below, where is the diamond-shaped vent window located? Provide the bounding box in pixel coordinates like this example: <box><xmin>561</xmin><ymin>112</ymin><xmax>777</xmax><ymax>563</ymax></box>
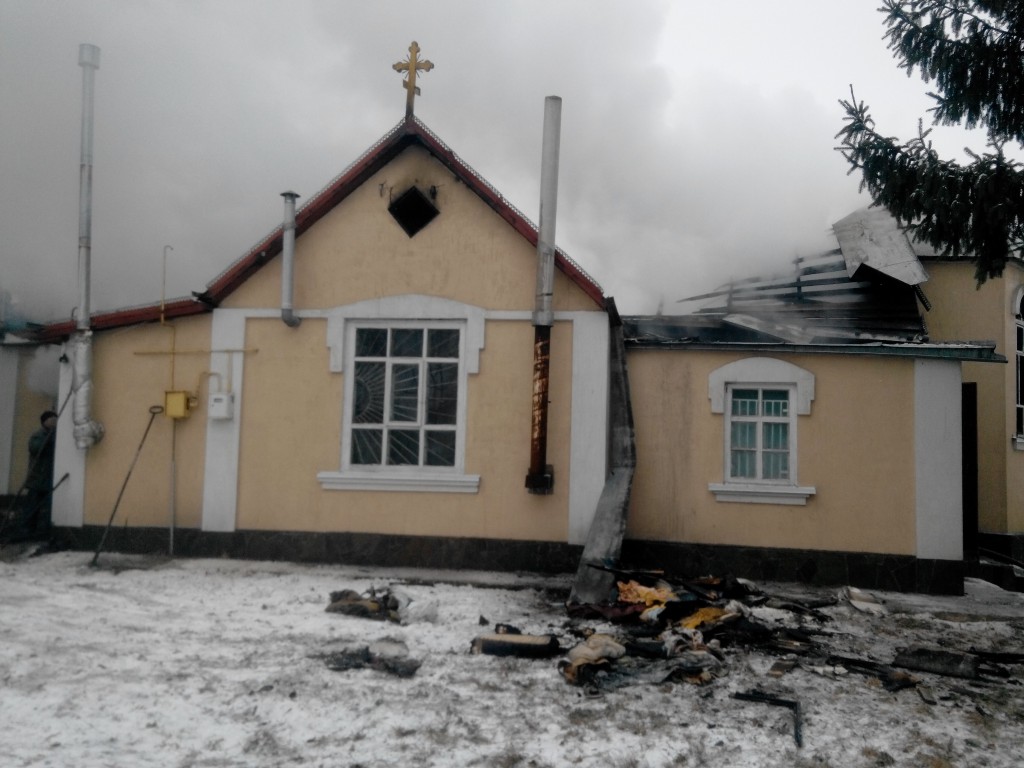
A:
<box><xmin>388</xmin><ymin>186</ymin><xmax>439</xmax><ymax>237</ymax></box>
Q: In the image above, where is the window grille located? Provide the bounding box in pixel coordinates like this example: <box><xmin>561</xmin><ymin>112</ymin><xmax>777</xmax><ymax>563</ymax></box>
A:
<box><xmin>351</xmin><ymin>326</ymin><xmax>460</xmax><ymax>468</ymax></box>
<box><xmin>728</xmin><ymin>387</ymin><xmax>791</xmax><ymax>482</ymax></box>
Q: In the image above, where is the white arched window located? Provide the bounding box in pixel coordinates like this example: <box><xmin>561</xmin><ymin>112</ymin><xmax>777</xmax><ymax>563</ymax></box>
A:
<box><xmin>708</xmin><ymin>357</ymin><xmax>816</xmax><ymax>505</ymax></box>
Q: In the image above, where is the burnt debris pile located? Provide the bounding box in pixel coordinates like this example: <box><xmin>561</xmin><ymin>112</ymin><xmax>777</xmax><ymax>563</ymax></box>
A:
<box><xmin>321</xmin><ymin>571</ymin><xmax>1022</xmax><ymax>748</ymax></box>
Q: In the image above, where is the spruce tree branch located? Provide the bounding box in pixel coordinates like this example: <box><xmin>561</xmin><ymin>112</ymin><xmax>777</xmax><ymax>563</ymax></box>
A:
<box><xmin>881</xmin><ymin>1</ymin><xmax>1024</xmax><ymax>142</ymax></box>
<box><xmin>837</xmin><ymin>85</ymin><xmax>1024</xmax><ymax>282</ymax></box>
<box><xmin>883</xmin><ymin>1</ymin><xmax>1008</xmax><ymax>71</ymax></box>
<box><xmin>840</xmin><ymin>3</ymin><xmax>1024</xmax><ymax>284</ymax></box>
<box><xmin>886</xmin><ymin>0</ymin><xmax>1012</xmax><ymax>38</ymax></box>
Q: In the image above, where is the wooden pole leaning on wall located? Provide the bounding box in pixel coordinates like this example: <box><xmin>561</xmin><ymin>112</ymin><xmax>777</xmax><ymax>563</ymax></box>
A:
<box><xmin>90</xmin><ymin>404</ymin><xmax>164</xmax><ymax>567</ymax></box>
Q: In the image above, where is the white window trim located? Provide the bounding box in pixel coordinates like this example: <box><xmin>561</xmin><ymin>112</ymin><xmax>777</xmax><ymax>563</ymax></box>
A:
<box><xmin>708</xmin><ymin>358</ymin><xmax>816</xmax><ymax>505</ymax></box>
<box><xmin>318</xmin><ymin>471</ymin><xmax>480</xmax><ymax>493</ymax></box>
<box><xmin>707</xmin><ymin>482</ymin><xmax>816</xmax><ymax>505</ymax></box>
<box><xmin>317</xmin><ymin>295</ymin><xmax>483</xmax><ymax>493</ymax></box>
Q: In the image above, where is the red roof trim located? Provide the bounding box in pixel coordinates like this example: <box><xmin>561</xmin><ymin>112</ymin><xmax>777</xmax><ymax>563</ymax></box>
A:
<box><xmin>29</xmin><ymin>298</ymin><xmax>208</xmax><ymax>344</ymax></box>
<box><xmin>203</xmin><ymin>117</ymin><xmax>605</xmax><ymax>308</ymax></box>
<box><xmin>31</xmin><ymin>116</ymin><xmax>606</xmax><ymax>343</ymax></box>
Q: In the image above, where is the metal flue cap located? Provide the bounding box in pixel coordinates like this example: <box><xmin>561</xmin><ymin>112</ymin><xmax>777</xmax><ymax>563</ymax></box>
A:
<box><xmin>79</xmin><ymin>44</ymin><xmax>100</xmax><ymax>68</ymax></box>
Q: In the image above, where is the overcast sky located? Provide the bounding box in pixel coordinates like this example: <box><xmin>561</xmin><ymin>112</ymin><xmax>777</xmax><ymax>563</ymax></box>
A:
<box><xmin>0</xmin><ymin>0</ymin><xmax>987</xmax><ymax>323</ymax></box>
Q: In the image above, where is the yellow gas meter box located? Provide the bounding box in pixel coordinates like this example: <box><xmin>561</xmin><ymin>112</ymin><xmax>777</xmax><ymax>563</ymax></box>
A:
<box><xmin>164</xmin><ymin>390</ymin><xmax>192</xmax><ymax>419</ymax></box>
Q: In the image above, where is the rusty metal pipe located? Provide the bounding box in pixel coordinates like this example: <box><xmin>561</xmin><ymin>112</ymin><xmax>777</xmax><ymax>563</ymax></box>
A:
<box><xmin>526</xmin><ymin>97</ymin><xmax>561</xmax><ymax>494</ymax></box>
<box><xmin>526</xmin><ymin>325</ymin><xmax>553</xmax><ymax>492</ymax></box>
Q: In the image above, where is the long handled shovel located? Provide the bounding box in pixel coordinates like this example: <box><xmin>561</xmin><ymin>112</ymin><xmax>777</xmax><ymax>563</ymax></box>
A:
<box><xmin>91</xmin><ymin>405</ymin><xmax>164</xmax><ymax>567</ymax></box>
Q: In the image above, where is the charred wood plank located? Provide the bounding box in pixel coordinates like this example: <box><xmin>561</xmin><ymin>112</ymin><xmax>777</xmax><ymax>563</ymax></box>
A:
<box><xmin>969</xmin><ymin>648</ymin><xmax>1024</xmax><ymax>665</ymax></box>
<box><xmin>892</xmin><ymin>647</ymin><xmax>980</xmax><ymax>680</ymax></box>
<box><xmin>768</xmin><ymin>659</ymin><xmax>799</xmax><ymax>678</ymax></box>
<box><xmin>733</xmin><ymin>690</ymin><xmax>803</xmax><ymax>748</ymax></box>
<box><xmin>624</xmin><ymin>639</ymin><xmax>668</xmax><ymax>659</ymax></box>
<box><xmin>826</xmin><ymin>654</ymin><xmax>918</xmax><ymax>691</ymax></box>
<box><xmin>470</xmin><ymin>633</ymin><xmax>561</xmax><ymax>658</ymax></box>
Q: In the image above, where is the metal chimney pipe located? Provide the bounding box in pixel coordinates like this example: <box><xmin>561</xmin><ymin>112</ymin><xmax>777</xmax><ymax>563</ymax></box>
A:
<box><xmin>73</xmin><ymin>43</ymin><xmax>104</xmax><ymax>449</ymax></box>
<box><xmin>533</xmin><ymin>96</ymin><xmax>561</xmax><ymax>328</ymax></box>
<box><xmin>77</xmin><ymin>44</ymin><xmax>100</xmax><ymax>331</ymax></box>
<box><xmin>280</xmin><ymin>191</ymin><xmax>301</xmax><ymax>328</ymax></box>
<box><xmin>526</xmin><ymin>96</ymin><xmax>561</xmax><ymax>494</ymax></box>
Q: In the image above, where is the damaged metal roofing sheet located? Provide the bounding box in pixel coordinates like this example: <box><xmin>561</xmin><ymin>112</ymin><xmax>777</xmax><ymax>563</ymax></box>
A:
<box><xmin>624</xmin><ymin>209</ymin><xmax>1003</xmax><ymax>362</ymax></box>
<box><xmin>638</xmin><ymin>249</ymin><xmax>928</xmax><ymax>346</ymax></box>
<box><xmin>832</xmin><ymin>208</ymin><xmax>930</xmax><ymax>286</ymax></box>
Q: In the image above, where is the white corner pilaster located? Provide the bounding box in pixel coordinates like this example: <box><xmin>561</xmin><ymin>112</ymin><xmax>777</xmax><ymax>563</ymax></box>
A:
<box><xmin>52</xmin><ymin>348</ymin><xmax>85</xmax><ymax>527</ymax></box>
<box><xmin>201</xmin><ymin>310</ymin><xmax>247</xmax><ymax>532</ymax></box>
<box><xmin>568</xmin><ymin>313</ymin><xmax>609</xmax><ymax>545</ymax></box>
<box><xmin>914</xmin><ymin>358</ymin><xmax>963</xmax><ymax>560</ymax></box>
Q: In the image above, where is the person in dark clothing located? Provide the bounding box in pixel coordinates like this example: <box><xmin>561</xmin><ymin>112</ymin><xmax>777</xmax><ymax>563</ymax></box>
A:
<box><xmin>23</xmin><ymin>410</ymin><xmax>57</xmax><ymax>538</ymax></box>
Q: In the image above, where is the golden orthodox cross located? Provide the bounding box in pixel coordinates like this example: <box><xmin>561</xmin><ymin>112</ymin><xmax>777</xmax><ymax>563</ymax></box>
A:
<box><xmin>393</xmin><ymin>41</ymin><xmax>434</xmax><ymax>118</ymax></box>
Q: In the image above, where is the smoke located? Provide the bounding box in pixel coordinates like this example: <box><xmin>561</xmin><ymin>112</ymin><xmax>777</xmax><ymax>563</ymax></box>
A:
<box><xmin>26</xmin><ymin>346</ymin><xmax>60</xmax><ymax>399</ymax></box>
<box><xmin>0</xmin><ymin>1</ymin><xmax>972</xmax><ymax>320</ymax></box>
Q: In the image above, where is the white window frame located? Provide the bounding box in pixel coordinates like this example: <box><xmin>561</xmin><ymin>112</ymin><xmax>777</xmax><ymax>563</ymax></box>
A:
<box><xmin>345</xmin><ymin>320</ymin><xmax>464</xmax><ymax>466</ymax></box>
<box><xmin>708</xmin><ymin>358</ymin><xmax>816</xmax><ymax>505</ymax></box>
<box><xmin>317</xmin><ymin>295</ymin><xmax>483</xmax><ymax>493</ymax></box>
<box><xmin>724</xmin><ymin>385</ymin><xmax>796</xmax><ymax>483</ymax></box>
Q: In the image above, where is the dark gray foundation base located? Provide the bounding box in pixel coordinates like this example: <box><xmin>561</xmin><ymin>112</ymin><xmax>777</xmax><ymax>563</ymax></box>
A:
<box><xmin>52</xmin><ymin>526</ymin><xmax>583</xmax><ymax>575</ymax></box>
<box><xmin>50</xmin><ymin>526</ymin><xmax>966</xmax><ymax>595</ymax></box>
<box><xmin>978</xmin><ymin>531</ymin><xmax>1024</xmax><ymax>563</ymax></box>
<box><xmin>620</xmin><ymin>540</ymin><xmax>965</xmax><ymax>595</ymax></box>
<box><xmin>971</xmin><ymin>532</ymin><xmax>1024</xmax><ymax>591</ymax></box>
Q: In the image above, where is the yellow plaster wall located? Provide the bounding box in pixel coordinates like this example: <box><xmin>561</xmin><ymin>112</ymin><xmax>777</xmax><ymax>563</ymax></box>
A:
<box><xmin>222</xmin><ymin>146</ymin><xmax>599</xmax><ymax>314</ymax></box>
<box><xmin>922</xmin><ymin>261</ymin><xmax>1007</xmax><ymax>342</ymax></box>
<box><xmin>998</xmin><ymin>268</ymin><xmax>1024</xmax><ymax>533</ymax></box>
<box><xmin>234</xmin><ymin>318</ymin><xmax>342</xmax><ymax>529</ymax></box>
<box><xmin>81</xmin><ymin>144</ymin><xmax>601</xmax><ymax>542</ymax></box>
<box><xmin>83</xmin><ymin>316</ymin><xmax>212</xmax><ymax>530</ymax></box>
<box><xmin>923</xmin><ymin>261</ymin><xmax>1019</xmax><ymax>532</ymax></box>
<box><xmin>627</xmin><ymin>350</ymin><xmax>918</xmax><ymax>555</ymax></box>
<box><xmin>234</xmin><ymin>317</ymin><xmax>575</xmax><ymax>541</ymax></box>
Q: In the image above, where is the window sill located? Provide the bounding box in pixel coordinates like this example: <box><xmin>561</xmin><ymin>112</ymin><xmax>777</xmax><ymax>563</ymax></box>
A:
<box><xmin>709</xmin><ymin>482</ymin><xmax>816</xmax><ymax>505</ymax></box>
<box><xmin>317</xmin><ymin>470</ymin><xmax>480</xmax><ymax>493</ymax></box>
<box><xmin>1013</xmin><ymin>436</ymin><xmax>1024</xmax><ymax>452</ymax></box>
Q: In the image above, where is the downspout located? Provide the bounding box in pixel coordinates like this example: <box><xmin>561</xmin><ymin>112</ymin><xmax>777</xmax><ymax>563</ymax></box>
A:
<box><xmin>525</xmin><ymin>96</ymin><xmax>561</xmax><ymax>494</ymax></box>
<box><xmin>280</xmin><ymin>191</ymin><xmax>301</xmax><ymax>328</ymax></box>
<box><xmin>72</xmin><ymin>43</ymin><xmax>104</xmax><ymax>449</ymax></box>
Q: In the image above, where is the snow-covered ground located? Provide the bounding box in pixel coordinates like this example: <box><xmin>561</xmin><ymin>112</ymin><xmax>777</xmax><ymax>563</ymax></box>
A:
<box><xmin>1</xmin><ymin>550</ymin><xmax>1023</xmax><ymax>768</ymax></box>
